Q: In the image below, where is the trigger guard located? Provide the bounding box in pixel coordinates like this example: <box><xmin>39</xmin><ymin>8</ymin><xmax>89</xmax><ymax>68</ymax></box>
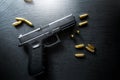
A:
<box><xmin>44</xmin><ymin>34</ymin><xmax>61</xmax><ymax>48</ymax></box>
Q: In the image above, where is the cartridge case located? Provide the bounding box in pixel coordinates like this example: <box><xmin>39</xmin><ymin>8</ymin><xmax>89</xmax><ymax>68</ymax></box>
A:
<box><xmin>75</xmin><ymin>53</ymin><xmax>85</xmax><ymax>58</ymax></box>
<box><xmin>75</xmin><ymin>44</ymin><xmax>85</xmax><ymax>49</ymax></box>
<box><xmin>12</xmin><ymin>21</ymin><xmax>22</xmax><ymax>27</ymax></box>
<box><xmin>85</xmin><ymin>46</ymin><xmax>95</xmax><ymax>53</ymax></box>
<box><xmin>79</xmin><ymin>21</ymin><xmax>88</xmax><ymax>26</ymax></box>
<box><xmin>79</xmin><ymin>13</ymin><xmax>88</xmax><ymax>19</ymax></box>
<box><xmin>87</xmin><ymin>44</ymin><xmax>95</xmax><ymax>50</ymax></box>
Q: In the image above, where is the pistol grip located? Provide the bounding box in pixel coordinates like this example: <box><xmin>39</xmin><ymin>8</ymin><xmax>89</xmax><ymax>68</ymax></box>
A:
<box><xmin>27</xmin><ymin>43</ymin><xmax>44</xmax><ymax>76</ymax></box>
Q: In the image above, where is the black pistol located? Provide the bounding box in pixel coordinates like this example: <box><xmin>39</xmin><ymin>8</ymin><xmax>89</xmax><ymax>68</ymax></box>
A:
<box><xmin>18</xmin><ymin>14</ymin><xmax>76</xmax><ymax>76</ymax></box>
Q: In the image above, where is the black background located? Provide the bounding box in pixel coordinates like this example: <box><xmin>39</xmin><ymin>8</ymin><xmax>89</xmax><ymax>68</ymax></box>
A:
<box><xmin>0</xmin><ymin>0</ymin><xmax>120</xmax><ymax>80</ymax></box>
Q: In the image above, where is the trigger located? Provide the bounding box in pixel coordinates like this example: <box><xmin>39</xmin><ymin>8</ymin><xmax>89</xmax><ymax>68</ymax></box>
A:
<box><xmin>44</xmin><ymin>34</ymin><xmax>61</xmax><ymax>48</ymax></box>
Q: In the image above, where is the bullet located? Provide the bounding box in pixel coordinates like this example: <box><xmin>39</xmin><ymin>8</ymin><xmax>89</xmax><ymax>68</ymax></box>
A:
<box><xmin>12</xmin><ymin>21</ymin><xmax>22</xmax><ymax>27</ymax></box>
<box><xmin>79</xmin><ymin>13</ymin><xmax>88</xmax><ymax>19</ymax></box>
<box><xmin>70</xmin><ymin>34</ymin><xmax>74</xmax><ymax>38</ymax></box>
<box><xmin>85</xmin><ymin>46</ymin><xmax>95</xmax><ymax>53</ymax></box>
<box><xmin>87</xmin><ymin>44</ymin><xmax>95</xmax><ymax>50</ymax></box>
<box><xmin>75</xmin><ymin>44</ymin><xmax>85</xmax><ymax>49</ymax></box>
<box><xmin>75</xmin><ymin>53</ymin><xmax>85</xmax><ymax>58</ymax></box>
<box><xmin>76</xmin><ymin>30</ymin><xmax>80</xmax><ymax>34</ymax></box>
<box><xmin>15</xmin><ymin>17</ymin><xmax>25</xmax><ymax>21</ymax></box>
<box><xmin>23</xmin><ymin>19</ymin><xmax>33</xmax><ymax>26</ymax></box>
<box><xmin>79</xmin><ymin>21</ymin><xmax>88</xmax><ymax>26</ymax></box>
<box><xmin>15</xmin><ymin>17</ymin><xmax>33</xmax><ymax>26</ymax></box>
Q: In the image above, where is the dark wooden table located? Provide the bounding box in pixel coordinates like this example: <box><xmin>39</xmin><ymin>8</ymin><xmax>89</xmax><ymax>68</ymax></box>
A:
<box><xmin>0</xmin><ymin>0</ymin><xmax>120</xmax><ymax>80</ymax></box>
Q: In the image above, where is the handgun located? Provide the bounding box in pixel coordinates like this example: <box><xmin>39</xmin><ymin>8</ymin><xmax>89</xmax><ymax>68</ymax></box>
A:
<box><xmin>18</xmin><ymin>14</ymin><xmax>76</xmax><ymax>76</ymax></box>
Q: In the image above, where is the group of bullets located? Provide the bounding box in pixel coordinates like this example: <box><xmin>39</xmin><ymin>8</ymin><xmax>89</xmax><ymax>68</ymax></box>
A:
<box><xmin>70</xmin><ymin>13</ymin><xmax>96</xmax><ymax>58</ymax></box>
<box><xmin>74</xmin><ymin>43</ymin><xmax>95</xmax><ymax>58</ymax></box>
<box><xmin>12</xmin><ymin>17</ymin><xmax>33</xmax><ymax>27</ymax></box>
<box><xmin>12</xmin><ymin>0</ymin><xmax>33</xmax><ymax>27</ymax></box>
